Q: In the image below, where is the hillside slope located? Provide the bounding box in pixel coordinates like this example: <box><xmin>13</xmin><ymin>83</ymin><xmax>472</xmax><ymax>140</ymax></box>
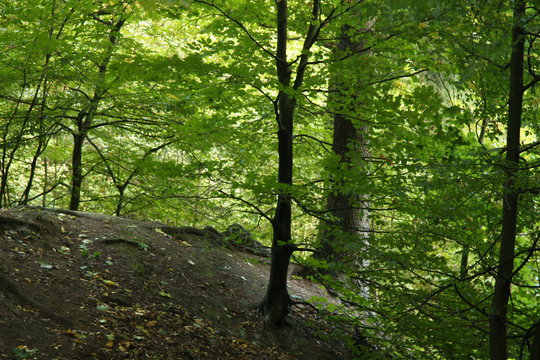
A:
<box><xmin>0</xmin><ymin>206</ymin><xmax>351</xmax><ymax>359</ymax></box>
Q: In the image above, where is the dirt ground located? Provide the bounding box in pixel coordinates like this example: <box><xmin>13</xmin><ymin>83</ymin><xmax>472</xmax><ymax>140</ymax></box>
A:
<box><xmin>0</xmin><ymin>206</ymin><xmax>353</xmax><ymax>359</ymax></box>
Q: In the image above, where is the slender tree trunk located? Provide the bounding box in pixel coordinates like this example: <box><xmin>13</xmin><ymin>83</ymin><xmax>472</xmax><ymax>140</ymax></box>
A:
<box><xmin>531</xmin><ymin>321</ymin><xmax>540</xmax><ymax>360</ymax></box>
<box><xmin>69</xmin><ymin>131</ymin><xmax>86</xmax><ymax>210</ymax></box>
<box><xmin>68</xmin><ymin>16</ymin><xmax>125</xmax><ymax>211</ymax></box>
<box><xmin>259</xmin><ymin>0</ymin><xmax>294</xmax><ymax>325</ymax></box>
<box><xmin>260</xmin><ymin>194</ymin><xmax>295</xmax><ymax>325</ymax></box>
<box><xmin>259</xmin><ymin>110</ymin><xmax>295</xmax><ymax>323</ymax></box>
<box><xmin>489</xmin><ymin>2</ymin><xmax>525</xmax><ymax>359</ymax></box>
<box><xmin>0</xmin><ymin>119</ymin><xmax>14</xmax><ymax>207</ymax></box>
<box><xmin>459</xmin><ymin>244</ymin><xmax>469</xmax><ymax>279</ymax></box>
<box><xmin>115</xmin><ymin>185</ymin><xmax>126</xmax><ymax>216</ymax></box>
<box><xmin>21</xmin><ymin>131</ymin><xmax>51</xmax><ymax>205</ymax></box>
<box><xmin>0</xmin><ymin>77</ymin><xmax>42</xmax><ymax>206</ymax></box>
<box><xmin>259</xmin><ymin>0</ymin><xmax>322</xmax><ymax>325</ymax></box>
<box><xmin>20</xmin><ymin>145</ymin><xmax>42</xmax><ymax>205</ymax></box>
<box><xmin>42</xmin><ymin>158</ymin><xmax>48</xmax><ymax>207</ymax></box>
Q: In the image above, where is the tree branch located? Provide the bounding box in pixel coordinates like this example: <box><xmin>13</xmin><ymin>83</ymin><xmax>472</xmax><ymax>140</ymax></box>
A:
<box><xmin>218</xmin><ymin>190</ymin><xmax>273</xmax><ymax>223</ymax></box>
<box><xmin>193</xmin><ymin>0</ymin><xmax>276</xmax><ymax>60</ymax></box>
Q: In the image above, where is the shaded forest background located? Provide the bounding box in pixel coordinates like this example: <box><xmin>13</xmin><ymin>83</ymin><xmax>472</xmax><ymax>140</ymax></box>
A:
<box><xmin>0</xmin><ymin>0</ymin><xmax>539</xmax><ymax>359</ymax></box>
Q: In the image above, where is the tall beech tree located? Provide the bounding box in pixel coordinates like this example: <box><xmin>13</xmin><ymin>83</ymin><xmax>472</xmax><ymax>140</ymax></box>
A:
<box><xmin>490</xmin><ymin>1</ymin><xmax>539</xmax><ymax>359</ymax></box>
<box><xmin>416</xmin><ymin>1</ymin><xmax>540</xmax><ymax>357</ymax></box>
<box><xmin>258</xmin><ymin>0</ymin><xmax>328</xmax><ymax>325</ymax></box>
<box><xmin>315</xmin><ymin>20</ymin><xmax>372</xmax><ymax>295</ymax></box>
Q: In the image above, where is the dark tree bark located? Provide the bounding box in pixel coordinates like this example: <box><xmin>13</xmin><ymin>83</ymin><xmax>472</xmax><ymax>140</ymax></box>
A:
<box><xmin>489</xmin><ymin>1</ymin><xmax>526</xmax><ymax>359</ymax></box>
<box><xmin>42</xmin><ymin>158</ymin><xmax>48</xmax><ymax>206</ymax></box>
<box><xmin>259</xmin><ymin>0</ymin><xmax>323</xmax><ymax>325</ymax></box>
<box><xmin>20</xmin><ymin>130</ymin><xmax>52</xmax><ymax>205</ymax></box>
<box><xmin>69</xmin><ymin>130</ymin><xmax>86</xmax><ymax>210</ymax></box>
<box><xmin>531</xmin><ymin>321</ymin><xmax>540</xmax><ymax>360</ymax></box>
<box><xmin>258</xmin><ymin>0</ymin><xmax>295</xmax><ymax>325</ymax></box>
<box><xmin>68</xmin><ymin>16</ymin><xmax>125</xmax><ymax>210</ymax></box>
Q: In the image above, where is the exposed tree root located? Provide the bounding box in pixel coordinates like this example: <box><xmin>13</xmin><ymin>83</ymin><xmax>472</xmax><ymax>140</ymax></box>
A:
<box><xmin>0</xmin><ymin>271</ymin><xmax>73</xmax><ymax>326</ymax></box>
<box><xmin>19</xmin><ymin>205</ymin><xmax>107</xmax><ymax>220</ymax></box>
<box><xmin>100</xmin><ymin>237</ymin><xmax>149</xmax><ymax>249</ymax></box>
<box><xmin>0</xmin><ymin>214</ymin><xmax>40</xmax><ymax>230</ymax></box>
<box><xmin>159</xmin><ymin>225</ymin><xmax>222</xmax><ymax>241</ymax></box>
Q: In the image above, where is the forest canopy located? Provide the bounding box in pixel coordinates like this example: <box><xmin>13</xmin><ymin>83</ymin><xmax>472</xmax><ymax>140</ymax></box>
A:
<box><xmin>0</xmin><ymin>0</ymin><xmax>539</xmax><ymax>359</ymax></box>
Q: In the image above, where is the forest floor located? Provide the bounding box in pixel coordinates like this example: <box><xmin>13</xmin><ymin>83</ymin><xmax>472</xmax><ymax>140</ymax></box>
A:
<box><xmin>0</xmin><ymin>206</ymin><xmax>354</xmax><ymax>359</ymax></box>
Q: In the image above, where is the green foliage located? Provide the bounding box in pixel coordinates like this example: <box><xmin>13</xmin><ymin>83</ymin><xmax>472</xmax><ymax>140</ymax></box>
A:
<box><xmin>0</xmin><ymin>0</ymin><xmax>539</xmax><ymax>358</ymax></box>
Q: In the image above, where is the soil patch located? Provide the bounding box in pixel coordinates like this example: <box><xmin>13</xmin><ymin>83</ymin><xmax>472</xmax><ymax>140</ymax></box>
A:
<box><xmin>0</xmin><ymin>206</ymin><xmax>352</xmax><ymax>359</ymax></box>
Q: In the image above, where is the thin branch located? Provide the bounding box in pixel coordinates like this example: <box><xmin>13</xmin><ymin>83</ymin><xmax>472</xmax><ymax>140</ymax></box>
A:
<box><xmin>525</xmin><ymin>31</ymin><xmax>539</xmax><ymax>81</ymax></box>
<box><xmin>293</xmin><ymin>0</ymin><xmax>325</xmax><ymax>90</ymax></box>
<box><xmin>193</xmin><ymin>0</ymin><xmax>276</xmax><ymax>60</ymax></box>
<box><xmin>455</xmin><ymin>40</ymin><xmax>510</xmax><ymax>70</ymax></box>
<box><xmin>362</xmin><ymin>69</ymin><xmax>429</xmax><ymax>87</ymax></box>
<box><xmin>218</xmin><ymin>190</ymin><xmax>273</xmax><ymax>223</ymax></box>
<box><xmin>523</xmin><ymin>75</ymin><xmax>540</xmax><ymax>92</ymax></box>
<box><xmin>86</xmin><ymin>136</ymin><xmax>118</xmax><ymax>187</ymax></box>
<box><xmin>520</xmin><ymin>140</ymin><xmax>540</xmax><ymax>153</ymax></box>
<box><xmin>293</xmin><ymin>134</ymin><xmax>332</xmax><ymax>152</ymax></box>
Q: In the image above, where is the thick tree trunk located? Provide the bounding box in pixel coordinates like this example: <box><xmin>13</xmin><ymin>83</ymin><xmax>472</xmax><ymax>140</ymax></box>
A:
<box><xmin>316</xmin><ymin>24</ymin><xmax>371</xmax><ymax>298</ymax></box>
<box><xmin>318</xmin><ymin>111</ymin><xmax>363</xmax><ymax>258</ymax></box>
<box><xmin>318</xmin><ymin>111</ymin><xmax>370</xmax><ymax>272</ymax></box>
<box><xmin>489</xmin><ymin>2</ymin><xmax>525</xmax><ymax>359</ymax></box>
<box><xmin>115</xmin><ymin>186</ymin><xmax>125</xmax><ymax>216</ymax></box>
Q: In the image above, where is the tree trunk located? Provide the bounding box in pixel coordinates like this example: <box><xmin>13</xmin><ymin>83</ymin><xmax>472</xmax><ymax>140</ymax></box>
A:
<box><xmin>20</xmin><ymin>132</ymin><xmax>50</xmax><ymax>205</ymax></box>
<box><xmin>315</xmin><ymin>24</ymin><xmax>371</xmax><ymax>298</ymax></box>
<box><xmin>0</xmin><ymin>119</ymin><xmax>14</xmax><ymax>207</ymax></box>
<box><xmin>258</xmin><ymin>0</ymin><xmax>295</xmax><ymax>325</ymax></box>
<box><xmin>489</xmin><ymin>2</ymin><xmax>525</xmax><ymax>359</ymax></box>
<box><xmin>20</xmin><ymin>145</ymin><xmax>42</xmax><ymax>205</ymax></box>
<box><xmin>258</xmin><ymin>103</ymin><xmax>295</xmax><ymax>324</ymax></box>
<box><xmin>67</xmin><ymin>16</ymin><xmax>125</xmax><ymax>211</ymax></box>
<box><xmin>531</xmin><ymin>321</ymin><xmax>540</xmax><ymax>360</ymax></box>
<box><xmin>115</xmin><ymin>185</ymin><xmax>126</xmax><ymax>216</ymax></box>
<box><xmin>260</xmin><ymin>109</ymin><xmax>295</xmax><ymax>325</ymax></box>
<box><xmin>318</xmin><ymin>110</ymin><xmax>365</xmax><ymax>259</ymax></box>
<box><xmin>459</xmin><ymin>243</ymin><xmax>469</xmax><ymax>279</ymax></box>
<box><xmin>318</xmin><ymin>111</ymin><xmax>370</xmax><ymax>276</ymax></box>
<box><xmin>259</xmin><ymin>0</ymin><xmax>322</xmax><ymax>326</ymax></box>
<box><xmin>69</xmin><ymin>132</ymin><xmax>85</xmax><ymax>210</ymax></box>
<box><xmin>259</xmin><ymin>194</ymin><xmax>295</xmax><ymax>325</ymax></box>
<box><xmin>259</xmin><ymin>23</ymin><xmax>295</xmax><ymax>323</ymax></box>
<box><xmin>42</xmin><ymin>158</ymin><xmax>48</xmax><ymax>207</ymax></box>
